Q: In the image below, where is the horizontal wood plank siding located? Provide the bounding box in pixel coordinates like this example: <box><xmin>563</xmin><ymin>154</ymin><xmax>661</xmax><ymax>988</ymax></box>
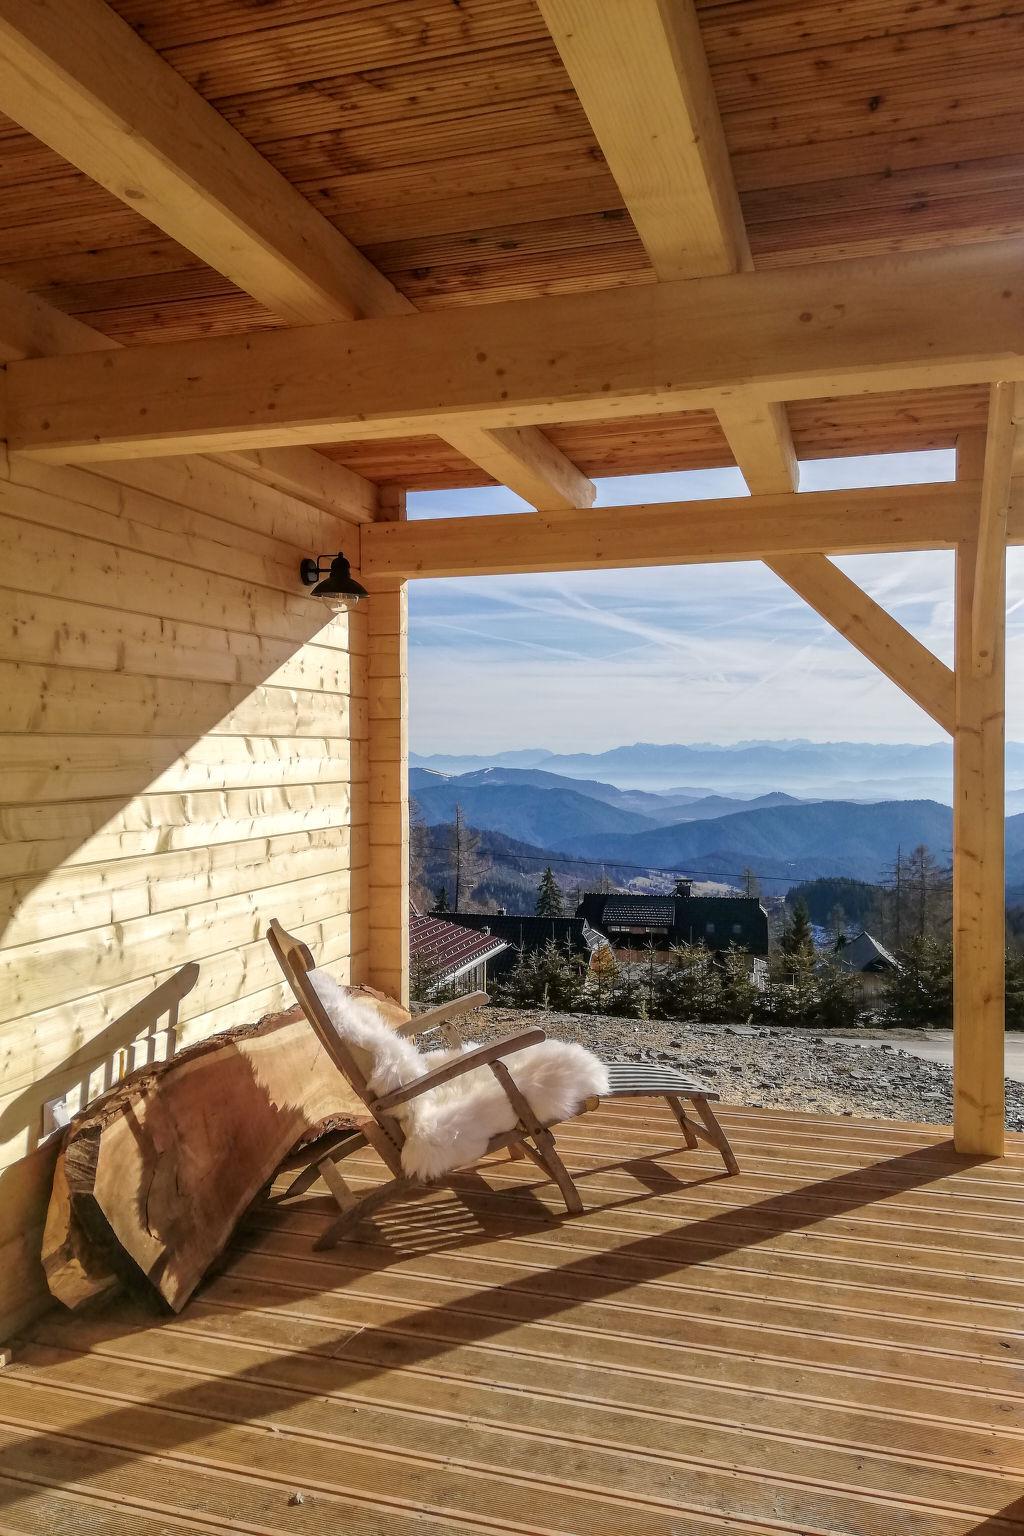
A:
<box><xmin>0</xmin><ymin>452</ymin><xmax>369</xmax><ymax>1340</ymax></box>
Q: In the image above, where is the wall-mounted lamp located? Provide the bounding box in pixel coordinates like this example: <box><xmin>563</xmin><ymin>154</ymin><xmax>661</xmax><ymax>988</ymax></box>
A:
<box><xmin>299</xmin><ymin>552</ymin><xmax>368</xmax><ymax>611</ymax></box>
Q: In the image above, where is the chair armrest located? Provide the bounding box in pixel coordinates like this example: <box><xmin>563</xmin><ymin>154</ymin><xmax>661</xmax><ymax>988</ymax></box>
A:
<box><xmin>394</xmin><ymin>991</ymin><xmax>490</xmax><ymax>1039</ymax></box>
<box><xmin>372</xmin><ymin>1027</ymin><xmax>546</xmax><ymax>1112</ymax></box>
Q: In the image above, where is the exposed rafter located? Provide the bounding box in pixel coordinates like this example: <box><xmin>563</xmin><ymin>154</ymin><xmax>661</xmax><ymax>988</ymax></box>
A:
<box><xmin>540</xmin><ymin>0</ymin><xmax>796</xmax><ymax>494</ymax></box>
<box><xmin>717</xmin><ymin>399</ymin><xmax>798</xmax><ymax>496</ymax></box>
<box><xmin>539</xmin><ymin>0</ymin><xmax>750</xmax><ymax>280</ymax></box>
<box><xmin>7</xmin><ymin>244</ymin><xmax>1024</xmax><ymax>463</ymax></box>
<box><xmin>0</xmin><ymin>0</ymin><xmax>593</xmax><ymax>512</ymax></box>
<box><xmin>359</xmin><ymin>482</ymin><xmax>1024</xmax><ymax>582</ymax></box>
<box><xmin>0</xmin><ymin>279</ymin><xmax>115</xmax><ymax>364</ymax></box>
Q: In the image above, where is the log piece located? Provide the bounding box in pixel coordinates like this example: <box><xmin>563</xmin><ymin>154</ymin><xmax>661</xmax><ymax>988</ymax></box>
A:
<box><xmin>41</xmin><ymin>1151</ymin><xmax>119</xmax><ymax>1310</ymax></box>
<box><xmin>44</xmin><ymin>1002</ymin><xmax>366</xmax><ymax>1313</ymax></box>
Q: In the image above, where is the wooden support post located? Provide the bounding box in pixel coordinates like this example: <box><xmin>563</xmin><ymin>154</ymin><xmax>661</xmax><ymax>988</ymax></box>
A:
<box><xmin>973</xmin><ymin>383</ymin><xmax>1018</xmax><ymax>675</ymax></box>
<box><xmin>366</xmin><ymin>485</ymin><xmax>410</xmax><ymax>1006</ymax></box>
<box><xmin>953</xmin><ymin>430</ymin><xmax>1006</xmax><ymax>1156</ymax></box>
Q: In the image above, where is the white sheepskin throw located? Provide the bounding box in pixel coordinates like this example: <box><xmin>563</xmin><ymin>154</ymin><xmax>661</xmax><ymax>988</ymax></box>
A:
<box><xmin>308</xmin><ymin>969</ymin><xmax>609</xmax><ymax>1181</ymax></box>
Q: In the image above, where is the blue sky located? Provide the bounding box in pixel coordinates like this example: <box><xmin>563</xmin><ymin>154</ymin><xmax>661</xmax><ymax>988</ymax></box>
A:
<box><xmin>408</xmin><ymin>451</ymin><xmax>1024</xmax><ymax>755</ymax></box>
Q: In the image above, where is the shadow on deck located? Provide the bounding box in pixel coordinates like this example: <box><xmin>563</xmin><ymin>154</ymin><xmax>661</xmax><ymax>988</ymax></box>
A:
<box><xmin>0</xmin><ymin>1101</ymin><xmax>1022</xmax><ymax>1534</ymax></box>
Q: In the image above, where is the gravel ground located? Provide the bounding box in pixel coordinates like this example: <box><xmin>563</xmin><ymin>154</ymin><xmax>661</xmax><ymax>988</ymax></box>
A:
<box><xmin>455</xmin><ymin>1007</ymin><xmax>1024</xmax><ymax>1133</ymax></box>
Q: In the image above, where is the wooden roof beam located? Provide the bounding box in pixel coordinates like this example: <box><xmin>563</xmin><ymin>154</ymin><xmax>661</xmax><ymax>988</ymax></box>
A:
<box><xmin>0</xmin><ymin>274</ymin><xmax>376</xmax><ymax>524</ymax></box>
<box><xmin>0</xmin><ymin>0</ymin><xmax>592</xmax><ymax>512</ymax></box>
<box><xmin>359</xmin><ymin>482</ymin><xmax>1024</xmax><ymax>582</ymax></box>
<box><xmin>8</xmin><ymin>243</ymin><xmax>1024</xmax><ymax>463</ymax></box>
<box><xmin>540</xmin><ymin>0</ymin><xmax>796</xmax><ymax>495</ymax></box>
<box><xmin>539</xmin><ymin>0</ymin><xmax>749</xmax><ymax>280</ymax></box>
<box><xmin>717</xmin><ymin>399</ymin><xmax>798</xmax><ymax>496</ymax></box>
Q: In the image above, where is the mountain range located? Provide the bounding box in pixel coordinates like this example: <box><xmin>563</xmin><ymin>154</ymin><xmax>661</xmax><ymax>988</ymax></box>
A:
<box><xmin>411</xmin><ymin>761</ymin><xmax>1024</xmax><ymax>893</ymax></box>
<box><xmin>412</xmin><ymin>739</ymin><xmax>1024</xmax><ymax>802</ymax></box>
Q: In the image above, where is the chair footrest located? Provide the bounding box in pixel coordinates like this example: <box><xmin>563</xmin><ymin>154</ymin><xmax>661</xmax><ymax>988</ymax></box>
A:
<box><xmin>603</xmin><ymin>1062</ymin><xmax>719</xmax><ymax>1101</ymax></box>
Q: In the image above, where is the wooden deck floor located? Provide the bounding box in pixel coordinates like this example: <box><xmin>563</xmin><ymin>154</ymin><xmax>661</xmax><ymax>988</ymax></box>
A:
<box><xmin>1</xmin><ymin>1102</ymin><xmax>1023</xmax><ymax>1535</ymax></box>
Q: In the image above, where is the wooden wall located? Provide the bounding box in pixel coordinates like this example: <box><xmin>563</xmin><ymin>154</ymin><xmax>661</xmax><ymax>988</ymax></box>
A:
<box><xmin>0</xmin><ymin>449</ymin><xmax>370</xmax><ymax>1340</ymax></box>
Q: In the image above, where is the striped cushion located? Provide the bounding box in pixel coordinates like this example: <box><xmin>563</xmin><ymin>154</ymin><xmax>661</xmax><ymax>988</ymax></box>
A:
<box><xmin>604</xmin><ymin>1062</ymin><xmax>718</xmax><ymax>1102</ymax></box>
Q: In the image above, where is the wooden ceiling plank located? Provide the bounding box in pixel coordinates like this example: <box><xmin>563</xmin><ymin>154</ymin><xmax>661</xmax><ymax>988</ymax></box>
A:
<box><xmin>0</xmin><ymin>0</ymin><xmax>592</xmax><ymax>510</ymax></box>
<box><xmin>539</xmin><ymin>0</ymin><xmax>795</xmax><ymax>496</ymax></box>
<box><xmin>0</xmin><ymin>0</ymin><xmax>404</xmax><ymax>326</ymax></box>
<box><xmin>359</xmin><ymin>481</ymin><xmax>1024</xmax><ymax>582</ymax></box>
<box><xmin>0</xmin><ymin>272</ymin><xmax>375</xmax><ymax>524</ymax></box>
<box><xmin>9</xmin><ymin>242</ymin><xmax>1024</xmax><ymax>462</ymax></box>
<box><xmin>972</xmin><ymin>380</ymin><xmax>1020</xmax><ymax>675</ymax></box>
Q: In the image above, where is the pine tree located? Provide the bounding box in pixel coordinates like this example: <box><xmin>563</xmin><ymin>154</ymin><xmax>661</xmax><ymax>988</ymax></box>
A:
<box><xmin>450</xmin><ymin>803</ymin><xmax>482</xmax><ymax>911</ymax></box>
<box><xmin>431</xmin><ymin>885</ymin><xmax>450</xmax><ymax>913</ymax></box>
<box><xmin>828</xmin><ymin>903</ymin><xmax>848</xmax><ymax>949</ymax></box>
<box><xmin>497</xmin><ymin>940</ymin><xmax>583</xmax><ymax>1012</ymax></box>
<box><xmin>882</xmin><ymin>934</ymin><xmax>952</xmax><ymax>1026</ymax></box>
<box><xmin>409</xmin><ymin>798</ymin><xmax>431</xmax><ymax>911</ymax></box>
<box><xmin>720</xmin><ymin>944</ymin><xmax>758</xmax><ymax>1021</ymax></box>
<box><xmin>780</xmin><ymin>898</ymin><xmax>814</xmax><ymax>960</ymax></box>
<box><xmin>1006</xmin><ymin>944</ymin><xmax>1024</xmax><ymax>1030</ymax></box>
<box><xmin>812</xmin><ymin>961</ymin><xmax>863</xmax><ymax>1029</ymax></box>
<box><xmin>660</xmin><ymin>942</ymin><xmax>722</xmax><ymax>1022</ymax></box>
<box><xmin>886</xmin><ymin>845</ymin><xmax>906</xmax><ymax>950</ymax></box>
<box><xmin>535</xmin><ymin>865</ymin><xmax>564</xmax><ymax>917</ymax></box>
<box><xmin>408</xmin><ymin>948</ymin><xmax>439</xmax><ymax>1005</ymax></box>
<box><xmin>904</xmin><ymin>844</ymin><xmax>952</xmax><ymax>940</ymax></box>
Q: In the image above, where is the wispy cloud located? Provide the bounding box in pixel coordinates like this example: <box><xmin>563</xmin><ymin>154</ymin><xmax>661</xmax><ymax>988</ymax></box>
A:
<box><xmin>408</xmin><ymin>453</ymin><xmax>1023</xmax><ymax>753</ymax></box>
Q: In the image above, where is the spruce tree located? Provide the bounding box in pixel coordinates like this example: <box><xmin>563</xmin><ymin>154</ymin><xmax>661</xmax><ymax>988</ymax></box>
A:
<box><xmin>781</xmin><ymin>898</ymin><xmax>814</xmax><ymax>959</ymax></box>
<box><xmin>431</xmin><ymin>885</ymin><xmax>450</xmax><ymax>913</ymax></box>
<box><xmin>535</xmin><ymin>865</ymin><xmax>564</xmax><ymax>917</ymax></box>
<box><xmin>882</xmin><ymin>934</ymin><xmax>952</xmax><ymax>1026</ymax></box>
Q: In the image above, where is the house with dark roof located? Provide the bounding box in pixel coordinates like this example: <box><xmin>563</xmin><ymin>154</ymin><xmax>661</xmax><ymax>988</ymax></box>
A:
<box><xmin>445</xmin><ymin>913</ymin><xmax>588</xmax><ymax>980</ymax></box>
<box><xmin>409</xmin><ymin>909</ymin><xmax>508</xmax><ymax>998</ymax></box>
<box><xmin>830</xmin><ymin>931</ymin><xmax>898</xmax><ymax>996</ymax></box>
<box><xmin>576</xmin><ymin>889</ymin><xmax>770</xmax><ymax>958</ymax></box>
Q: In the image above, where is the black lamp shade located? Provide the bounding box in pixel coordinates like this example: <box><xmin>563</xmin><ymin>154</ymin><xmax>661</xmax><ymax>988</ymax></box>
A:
<box><xmin>302</xmin><ymin>552</ymin><xmax>368</xmax><ymax>609</ymax></box>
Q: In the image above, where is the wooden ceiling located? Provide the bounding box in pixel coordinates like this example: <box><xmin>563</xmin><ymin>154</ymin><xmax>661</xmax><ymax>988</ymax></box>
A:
<box><xmin>0</xmin><ymin>0</ymin><xmax>1014</xmax><ymax>487</ymax></box>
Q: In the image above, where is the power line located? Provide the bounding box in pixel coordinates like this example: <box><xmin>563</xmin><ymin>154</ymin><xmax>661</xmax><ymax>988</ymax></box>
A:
<box><xmin>459</xmin><ymin>845</ymin><xmax>825</xmax><ymax>888</ymax></box>
<box><xmin>424</xmin><ymin>817</ymin><xmax>923</xmax><ymax>888</ymax></box>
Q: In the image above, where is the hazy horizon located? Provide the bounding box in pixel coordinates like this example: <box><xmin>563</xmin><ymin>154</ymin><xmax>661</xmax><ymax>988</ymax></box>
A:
<box><xmin>411</xmin><ymin>735</ymin><xmax>1024</xmax><ymax>758</ymax></box>
<box><xmin>408</xmin><ymin>449</ymin><xmax>1024</xmax><ymax>757</ymax></box>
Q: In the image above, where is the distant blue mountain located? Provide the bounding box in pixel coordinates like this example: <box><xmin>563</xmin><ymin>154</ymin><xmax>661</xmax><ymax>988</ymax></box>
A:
<box><xmin>411</xmin><ymin>764</ymin><xmax>1024</xmax><ymax>897</ymax></box>
<box><xmin>412</xmin><ymin>781</ymin><xmax>654</xmax><ymax>848</ymax></box>
<box><xmin>566</xmin><ymin>799</ymin><xmax>958</xmax><ymax>885</ymax></box>
<box><xmin>412</xmin><ymin>740</ymin><xmax>1024</xmax><ymax>800</ymax></box>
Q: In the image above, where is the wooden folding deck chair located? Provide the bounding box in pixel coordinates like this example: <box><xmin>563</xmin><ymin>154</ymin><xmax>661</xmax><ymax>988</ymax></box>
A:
<box><xmin>267</xmin><ymin>918</ymin><xmax>738</xmax><ymax>1249</ymax></box>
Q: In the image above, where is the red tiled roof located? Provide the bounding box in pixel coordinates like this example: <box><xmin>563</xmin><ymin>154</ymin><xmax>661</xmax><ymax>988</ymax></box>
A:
<box><xmin>409</xmin><ymin>910</ymin><xmax>507</xmax><ymax>981</ymax></box>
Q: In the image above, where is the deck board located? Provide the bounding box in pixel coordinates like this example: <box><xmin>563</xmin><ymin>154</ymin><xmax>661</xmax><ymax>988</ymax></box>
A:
<box><xmin>1</xmin><ymin>1103</ymin><xmax>1022</xmax><ymax>1534</ymax></box>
